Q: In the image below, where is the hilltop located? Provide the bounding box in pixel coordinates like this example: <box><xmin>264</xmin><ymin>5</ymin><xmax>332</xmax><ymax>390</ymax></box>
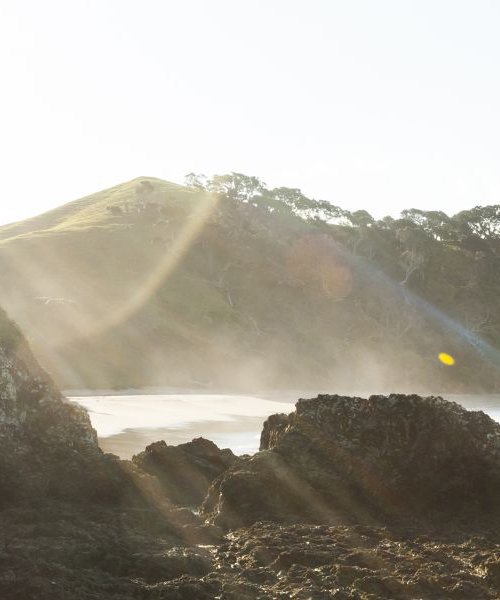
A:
<box><xmin>0</xmin><ymin>173</ymin><xmax>499</xmax><ymax>391</ymax></box>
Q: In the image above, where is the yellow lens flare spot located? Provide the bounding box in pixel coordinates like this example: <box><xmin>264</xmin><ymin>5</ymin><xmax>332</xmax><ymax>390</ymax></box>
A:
<box><xmin>438</xmin><ymin>352</ymin><xmax>455</xmax><ymax>366</ymax></box>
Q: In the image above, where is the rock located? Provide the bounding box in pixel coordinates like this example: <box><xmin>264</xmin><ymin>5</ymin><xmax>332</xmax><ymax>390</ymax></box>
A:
<box><xmin>485</xmin><ymin>559</ymin><xmax>500</xmax><ymax>587</ymax></box>
<box><xmin>0</xmin><ymin>306</ymin><xmax>216</xmax><ymax>516</ymax></box>
<box><xmin>0</xmin><ymin>308</ymin><xmax>105</xmax><ymax>504</ymax></box>
<box><xmin>0</xmin><ymin>308</ymin><xmax>226</xmax><ymax>598</ymax></box>
<box><xmin>148</xmin><ymin>575</ymin><xmax>223</xmax><ymax>600</ymax></box>
<box><xmin>260</xmin><ymin>412</ymin><xmax>289</xmax><ymax>451</ymax></box>
<box><xmin>133</xmin><ymin>437</ymin><xmax>241</xmax><ymax>507</ymax></box>
<box><xmin>4</xmin><ymin>313</ymin><xmax>500</xmax><ymax>600</ymax></box>
<box><xmin>208</xmin><ymin>522</ymin><xmax>500</xmax><ymax>600</ymax></box>
<box><xmin>204</xmin><ymin>394</ymin><xmax>500</xmax><ymax>528</ymax></box>
<box><xmin>203</xmin><ymin>450</ymin><xmax>322</xmax><ymax>529</ymax></box>
<box><xmin>0</xmin><ymin>307</ymin><xmax>183</xmax><ymax>513</ymax></box>
<box><xmin>129</xmin><ymin>546</ymin><xmax>213</xmax><ymax>583</ymax></box>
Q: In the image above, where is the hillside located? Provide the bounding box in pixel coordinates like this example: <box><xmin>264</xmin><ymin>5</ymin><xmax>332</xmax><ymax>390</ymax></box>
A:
<box><xmin>0</xmin><ymin>174</ymin><xmax>499</xmax><ymax>392</ymax></box>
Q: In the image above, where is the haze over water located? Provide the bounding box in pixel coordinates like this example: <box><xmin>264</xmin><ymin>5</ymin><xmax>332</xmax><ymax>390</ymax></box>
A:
<box><xmin>70</xmin><ymin>392</ymin><xmax>500</xmax><ymax>459</ymax></box>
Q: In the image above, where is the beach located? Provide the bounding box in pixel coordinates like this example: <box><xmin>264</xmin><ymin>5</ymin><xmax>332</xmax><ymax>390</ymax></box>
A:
<box><xmin>70</xmin><ymin>391</ymin><xmax>500</xmax><ymax>459</ymax></box>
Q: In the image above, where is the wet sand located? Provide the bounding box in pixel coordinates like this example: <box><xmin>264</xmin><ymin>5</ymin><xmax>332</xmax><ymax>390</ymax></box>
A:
<box><xmin>98</xmin><ymin>415</ymin><xmax>266</xmax><ymax>459</ymax></box>
<box><xmin>70</xmin><ymin>393</ymin><xmax>296</xmax><ymax>458</ymax></box>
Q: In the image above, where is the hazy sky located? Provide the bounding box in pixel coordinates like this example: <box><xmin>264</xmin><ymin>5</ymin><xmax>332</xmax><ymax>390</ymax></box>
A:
<box><xmin>1</xmin><ymin>0</ymin><xmax>500</xmax><ymax>225</ymax></box>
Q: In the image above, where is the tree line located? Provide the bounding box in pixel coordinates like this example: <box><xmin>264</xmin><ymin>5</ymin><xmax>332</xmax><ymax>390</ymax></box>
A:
<box><xmin>185</xmin><ymin>171</ymin><xmax>500</xmax><ymax>247</ymax></box>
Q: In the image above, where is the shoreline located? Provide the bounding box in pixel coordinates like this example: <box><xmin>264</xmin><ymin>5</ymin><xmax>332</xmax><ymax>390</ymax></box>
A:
<box><xmin>69</xmin><ymin>393</ymin><xmax>296</xmax><ymax>458</ymax></box>
<box><xmin>70</xmin><ymin>391</ymin><xmax>500</xmax><ymax>460</ymax></box>
<box><xmin>64</xmin><ymin>387</ymin><xmax>500</xmax><ymax>400</ymax></box>
<box><xmin>98</xmin><ymin>416</ymin><xmax>265</xmax><ymax>459</ymax></box>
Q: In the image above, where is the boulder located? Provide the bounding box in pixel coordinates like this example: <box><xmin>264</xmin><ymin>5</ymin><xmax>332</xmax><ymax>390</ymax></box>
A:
<box><xmin>133</xmin><ymin>437</ymin><xmax>240</xmax><ymax>506</ymax></box>
<box><xmin>259</xmin><ymin>412</ymin><xmax>288</xmax><ymax>451</ymax></box>
<box><xmin>203</xmin><ymin>394</ymin><xmax>500</xmax><ymax>528</ymax></box>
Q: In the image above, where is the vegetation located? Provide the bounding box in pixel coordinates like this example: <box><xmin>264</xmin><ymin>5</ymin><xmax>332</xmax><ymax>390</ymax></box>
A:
<box><xmin>0</xmin><ymin>174</ymin><xmax>499</xmax><ymax>392</ymax></box>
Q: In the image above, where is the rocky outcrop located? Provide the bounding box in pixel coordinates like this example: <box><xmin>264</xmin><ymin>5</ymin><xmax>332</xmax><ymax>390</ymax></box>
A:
<box><xmin>4</xmin><ymin>314</ymin><xmax>500</xmax><ymax>600</ymax></box>
<box><xmin>0</xmin><ymin>308</ymin><xmax>184</xmax><ymax>512</ymax></box>
<box><xmin>0</xmin><ymin>308</ymin><xmax>106</xmax><ymax>504</ymax></box>
<box><xmin>0</xmin><ymin>309</ymin><xmax>96</xmax><ymax>445</ymax></box>
<box><xmin>259</xmin><ymin>412</ymin><xmax>288</xmax><ymax>451</ymax></box>
<box><xmin>0</xmin><ymin>308</ymin><xmax>223</xmax><ymax>598</ymax></box>
<box><xmin>133</xmin><ymin>437</ymin><xmax>241</xmax><ymax>506</ymax></box>
<box><xmin>203</xmin><ymin>394</ymin><xmax>500</xmax><ymax>529</ymax></box>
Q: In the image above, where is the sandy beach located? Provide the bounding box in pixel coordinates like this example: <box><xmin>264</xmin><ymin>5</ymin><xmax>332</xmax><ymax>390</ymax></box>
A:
<box><xmin>70</xmin><ymin>393</ymin><xmax>297</xmax><ymax>458</ymax></box>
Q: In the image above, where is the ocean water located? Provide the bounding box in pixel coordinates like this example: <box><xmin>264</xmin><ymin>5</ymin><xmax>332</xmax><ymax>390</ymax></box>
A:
<box><xmin>69</xmin><ymin>392</ymin><xmax>500</xmax><ymax>459</ymax></box>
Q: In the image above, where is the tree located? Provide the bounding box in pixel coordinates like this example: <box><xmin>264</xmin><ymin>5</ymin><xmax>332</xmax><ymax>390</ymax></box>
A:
<box><xmin>377</xmin><ymin>215</ymin><xmax>395</xmax><ymax>230</ymax></box>
<box><xmin>344</xmin><ymin>210</ymin><xmax>375</xmax><ymax>255</ymax></box>
<box><xmin>270</xmin><ymin>187</ymin><xmax>311</xmax><ymax>214</ymax></box>
<box><xmin>185</xmin><ymin>172</ymin><xmax>209</xmax><ymax>190</ymax></box>
<box><xmin>348</xmin><ymin>210</ymin><xmax>375</xmax><ymax>228</ymax></box>
<box><xmin>399</xmin><ymin>248</ymin><xmax>426</xmax><ymax>285</ymax></box>
<box><xmin>396</xmin><ymin>226</ymin><xmax>429</xmax><ymax>285</ymax></box>
<box><xmin>454</xmin><ymin>205</ymin><xmax>500</xmax><ymax>240</ymax></box>
<box><xmin>269</xmin><ymin>187</ymin><xmax>345</xmax><ymax>222</ymax></box>
<box><xmin>207</xmin><ymin>172</ymin><xmax>265</xmax><ymax>202</ymax></box>
<box><xmin>401</xmin><ymin>209</ymin><xmax>454</xmax><ymax>241</ymax></box>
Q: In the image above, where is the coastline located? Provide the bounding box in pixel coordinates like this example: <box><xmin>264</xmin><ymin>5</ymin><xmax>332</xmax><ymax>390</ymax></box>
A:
<box><xmin>69</xmin><ymin>390</ymin><xmax>500</xmax><ymax>460</ymax></box>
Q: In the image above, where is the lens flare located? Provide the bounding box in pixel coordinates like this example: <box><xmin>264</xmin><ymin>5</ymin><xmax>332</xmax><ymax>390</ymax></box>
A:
<box><xmin>438</xmin><ymin>352</ymin><xmax>455</xmax><ymax>366</ymax></box>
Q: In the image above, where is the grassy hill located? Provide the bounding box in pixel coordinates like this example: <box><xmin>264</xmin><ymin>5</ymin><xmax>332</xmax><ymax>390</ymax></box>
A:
<box><xmin>1</xmin><ymin>175</ymin><xmax>499</xmax><ymax>392</ymax></box>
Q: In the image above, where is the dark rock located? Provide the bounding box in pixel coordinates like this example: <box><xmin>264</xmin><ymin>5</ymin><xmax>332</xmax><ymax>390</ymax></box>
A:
<box><xmin>485</xmin><ymin>559</ymin><xmax>500</xmax><ymax>587</ymax></box>
<box><xmin>260</xmin><ymin>412</ymin><xmax>289</xmax><ymax>451</ymax></box>
<box><xmin>133</xmin><ymin>436</ymin><xmax>241</xmax><ymax>507</ymax></box>
<box><xmin>130</xmin><ymin>546</ymin><xmax>213</xmax><ymax>583</ymax></box>
<box><xmin>204</xmin><ymin>394</ymin><xmax>500</xmax><ymax>528</ymax></box>
<box><xmin>203</xmin><ymin>450</ymin><xmax>332</xmax><ymax>528</ymax></box>
<box><xmin>0</xmin><ymin>307</ymin><xmax>106</xmax><ymax>505</ymax></box>
<box><xmin>0</xmin><ymin>308</ymin><xmax>221</xmax><ymax>598</ymax></box>
<box><xmin>208</xmin><ymin>522</ymin><xmax>500</xmax><ymax>600</ymax></box>
<box><xmin>0</xmin><ymin>307</ymin><xmax>195</xmax><ymax>516</ymax></box>
<box><xmin>146</xmin><ymin>575</ymin><xmax>223</xmax><ymax>600</ymax></box>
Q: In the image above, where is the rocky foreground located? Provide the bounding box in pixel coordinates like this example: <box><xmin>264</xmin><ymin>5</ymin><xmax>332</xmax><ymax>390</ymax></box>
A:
<box><xmin>2</xmin><ymin>308</ymin><xmax>500</xmax><ymax>598</ymax></box>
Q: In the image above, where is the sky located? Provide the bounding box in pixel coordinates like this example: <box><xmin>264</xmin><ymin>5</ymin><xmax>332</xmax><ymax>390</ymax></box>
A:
<box><xmin>1</xmin><ymin>0</ymin><xmax>500</xmax><ymax>225</ymax></box>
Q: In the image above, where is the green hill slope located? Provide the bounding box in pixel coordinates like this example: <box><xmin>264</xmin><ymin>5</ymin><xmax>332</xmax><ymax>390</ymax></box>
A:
<box><xmin>1</xmin><ymin>175</ymin><xmax>499</xmax><ymax>392</ymax></box>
